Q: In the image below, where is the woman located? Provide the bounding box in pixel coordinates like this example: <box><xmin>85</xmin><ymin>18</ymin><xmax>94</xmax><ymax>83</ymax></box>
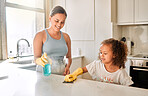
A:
<box><xmin>33</xmin><ymin>6</ymin><xmax>71</xmax><ymax>75</ymax></box>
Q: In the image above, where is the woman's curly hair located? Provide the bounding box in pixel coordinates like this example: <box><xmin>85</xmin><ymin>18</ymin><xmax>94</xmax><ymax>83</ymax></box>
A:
<box><xmin>100</xmin><ymin>38</ymin><xmax>128</xmax><ymax>68</ymax></box>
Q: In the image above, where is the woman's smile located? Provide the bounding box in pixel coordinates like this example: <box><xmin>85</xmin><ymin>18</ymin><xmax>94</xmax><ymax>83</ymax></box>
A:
<box><xmin>55</xmin><ymin>25</ymin><xmax>61</xmax><ymax>30</ymax></box>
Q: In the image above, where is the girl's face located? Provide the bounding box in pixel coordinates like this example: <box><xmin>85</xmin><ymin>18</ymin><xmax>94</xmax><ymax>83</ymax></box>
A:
<box><xmin>49</xmin><ymin>13</ymin><xmax>66</xmax><ymax>32</ymax></box>
<box><xmin>99</xmin><ymin>44</ymin><xmax>114</xmax><ymax>65</ymax></box>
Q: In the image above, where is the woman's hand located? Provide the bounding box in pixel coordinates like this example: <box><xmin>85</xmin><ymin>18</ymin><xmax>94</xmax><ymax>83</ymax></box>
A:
<box><xmin>35</xmin><ymin>53</ymin><xmax>49</xmax><ymax>67</ymax></box>
<box><xmin>64</xmin><ymin>68</ymin><xmax>83</xmax><ymax>82</ymax></box>
<box><xmin>63</xmin><ymin>66</ymin><xmax>70</xmax><ymax>76</ymax></box>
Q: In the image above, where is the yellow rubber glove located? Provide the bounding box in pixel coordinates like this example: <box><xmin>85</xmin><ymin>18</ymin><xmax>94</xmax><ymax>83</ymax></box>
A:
<box><xmin>35</xmin><ymin>53</ymin><xmax>52</xmax><ymax>67</ymax></box>
<box><xmin>64</xmin><ymin>68</ymin><xmax>83</xmax><ymax>82</ymax></box>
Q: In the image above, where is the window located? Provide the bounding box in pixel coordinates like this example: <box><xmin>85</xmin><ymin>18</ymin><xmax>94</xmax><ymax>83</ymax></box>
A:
<box><xmin>6</xmin><ymin>0</ymin><xmax>45</xmax><ymax>57</ymax></box>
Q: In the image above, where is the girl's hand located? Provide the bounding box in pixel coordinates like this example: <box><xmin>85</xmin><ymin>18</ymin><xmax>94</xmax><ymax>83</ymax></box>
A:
<box><xmin>63</xmin><ymin>66</ymin><xmax>70</xmax><ymax>76</ymax></box>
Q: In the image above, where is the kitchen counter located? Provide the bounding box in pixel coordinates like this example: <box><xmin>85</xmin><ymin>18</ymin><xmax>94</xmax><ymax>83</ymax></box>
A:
<box><xmin>127</xmin><ymin>55</ymin><xmax>148</xmax><ymax>60</ymax></box>
<box><xmin>72</xmin><ymin>55</ymin><xmax>84</xmax><ymax>59</ymax></box>
<box><xmin>0</xmin><ymin>67</ymin><xmax>148</xmax><ymax>96</ymax></box>
<box><xmin>128</xmin><ymin>57</ymin><xmax>148</xmax><ymax>60</ymax></box>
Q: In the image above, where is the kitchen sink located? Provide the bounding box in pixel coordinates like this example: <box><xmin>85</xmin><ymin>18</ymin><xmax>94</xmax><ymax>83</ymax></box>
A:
<box><xmin>19</xmin><ymin>65</ymin><xmax>36</xmax><ymax>71</ymax></box>
<box><xmin>10</xmin><ymin>60</ymin><xmax>33</xmax><ymax>64</ymax></box>
<box><xmin>9</xmin><ymin>58</ymin><xmax>36</xmax><ymax>71</ymax></box>
<box><xmin>0</xmin><ymin>76</ymin><xmax>8</xmax><ymax>80</ymax></box>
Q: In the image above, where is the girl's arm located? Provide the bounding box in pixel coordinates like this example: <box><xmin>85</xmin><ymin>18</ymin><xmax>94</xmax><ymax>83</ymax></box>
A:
<box><xmin>82</xmin><ymin>67</ymin><xmax>88</xmax><ymax>73</ymax></box>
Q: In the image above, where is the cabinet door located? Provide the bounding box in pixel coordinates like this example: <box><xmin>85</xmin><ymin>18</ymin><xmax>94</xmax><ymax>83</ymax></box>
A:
<box><xmin>135</xmin><ymin>0</ymin><xmax>148</xmax><ymax>24</ymax></box>
<box><xmin>117</xmin><ymin>0</ymin><xmax>134</xmax><ymax>25</ymax></box>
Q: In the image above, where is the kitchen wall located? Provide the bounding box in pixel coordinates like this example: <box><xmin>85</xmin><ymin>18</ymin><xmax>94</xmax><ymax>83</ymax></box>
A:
<box><xmin>112</xmin><ymin>0</ymin><xmax>148</xmax><ymax>56</ymax></box>
<box><xmin>0</xmin><ymin>0</ymin><xmax>7</xmax><ymax>59</ymax></box>
<box><xmin>121</xmin><ymin>25</ymin><xmax>148</xmax><ymax>55</ymax></box>
<box><xmin>53</xmin><ymin>0</ymin><xmax>112</xmax><ymax>79</ymax></box>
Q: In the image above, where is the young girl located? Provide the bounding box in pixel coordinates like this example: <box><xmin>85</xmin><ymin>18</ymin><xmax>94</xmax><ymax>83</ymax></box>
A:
<box><xmin>64</xmin><ymin>38</ymin><xmax>133</xmax><ymax>86</ymax></box>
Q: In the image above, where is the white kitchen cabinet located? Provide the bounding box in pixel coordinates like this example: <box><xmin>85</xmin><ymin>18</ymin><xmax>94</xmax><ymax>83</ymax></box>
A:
<box><xmin>135</xmin><ymin>0</ymin><xmax>148</xmax><ymax>24</ymax></box>
<box><xmin>117</xmin><ymin>0</ymin><xmax>148</xmax><ymax>25</ymax></box>
<box><xmin>117</xmin><ymin>0</ymin><xmax>134</xmax><ymax>25</ymax></box>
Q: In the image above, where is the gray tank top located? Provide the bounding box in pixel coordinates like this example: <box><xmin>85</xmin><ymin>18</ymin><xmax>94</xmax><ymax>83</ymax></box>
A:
<box><xmin>42</xmin><ymin>29</ymin><xmax>68</xmax><ymax>60</ymax></box>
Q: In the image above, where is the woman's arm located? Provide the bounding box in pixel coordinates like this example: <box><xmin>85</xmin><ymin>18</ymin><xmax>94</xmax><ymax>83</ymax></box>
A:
<box><xmin>33</xmin><ymin>31</ymin><xmax>44</xmax><ymax>61</ymax></box>
<box><xmin>63</xmin><ymin>33</ymin><xmax>72</xmax><ymax>75</ymax></box>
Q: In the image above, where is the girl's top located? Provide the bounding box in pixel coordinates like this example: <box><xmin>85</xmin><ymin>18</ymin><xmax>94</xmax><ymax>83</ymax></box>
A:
<box><xmin>86</xmin><ymin>60</ymin><xmax>133</xmax><ymax>86</ymax></box>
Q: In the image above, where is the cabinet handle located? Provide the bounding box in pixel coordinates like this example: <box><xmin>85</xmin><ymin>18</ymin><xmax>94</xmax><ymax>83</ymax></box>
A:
<box><xmin>133</xmin><ymin>68</ymin><xmax>148</xmax><ymax>71</ymax></box>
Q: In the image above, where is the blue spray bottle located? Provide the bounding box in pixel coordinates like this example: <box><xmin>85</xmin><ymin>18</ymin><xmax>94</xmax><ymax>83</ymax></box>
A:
<box><xmin>42</xmin><ymin>53</ymin><xmax>52</xmax><ymax>76</ymax></box>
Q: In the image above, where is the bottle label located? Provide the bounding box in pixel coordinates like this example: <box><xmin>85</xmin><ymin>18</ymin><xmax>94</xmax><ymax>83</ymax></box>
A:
<box><xmin>43</xmin><ymin>64</ymin><xmax>51</xmax><ymax>76</ymax></box>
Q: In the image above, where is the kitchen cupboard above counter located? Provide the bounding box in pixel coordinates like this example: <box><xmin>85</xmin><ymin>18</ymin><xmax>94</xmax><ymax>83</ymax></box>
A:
<box><xmin>0</xmin><ymin>68</ymin><xmax>148</xmax><ymax>96</ymax></box>
<box><xmin>117</xmin><ymin>0</ymin><xmax>148</xmax><ymax>25</ymax></box>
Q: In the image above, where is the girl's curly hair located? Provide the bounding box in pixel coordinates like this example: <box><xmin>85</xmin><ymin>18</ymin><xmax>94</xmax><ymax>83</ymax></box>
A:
<box><xmin>100</xmin><ymin>38</ymin><xmax>128</xmax><ymax>68</ymax></box>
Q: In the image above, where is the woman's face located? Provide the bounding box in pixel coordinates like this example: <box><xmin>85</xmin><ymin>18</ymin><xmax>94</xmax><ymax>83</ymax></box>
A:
<box><xmin>99</xmin><ymin>44</ymin><xmax>114</xmax><ymax>65</ymax></box>
<box><xmin>49</xmin><ymin>13</ymin><xmax>66</xmax><ymax>32</ymax></box>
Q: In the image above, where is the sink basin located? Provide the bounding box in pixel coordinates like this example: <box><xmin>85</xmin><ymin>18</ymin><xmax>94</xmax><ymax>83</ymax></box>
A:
<box><xmin>0</xmin><ymin>76</ymin><xmax>8</xmax><ymax>80</ymax></box>
<box><xmin>10</xmin><ymin>60</ymin><xmax>33</xmax><ymax>64</ymax></box>
<box><xmin>19</xmin><ymin>65</ymin><xmax>36</xmax><ymax>71</ymax></box>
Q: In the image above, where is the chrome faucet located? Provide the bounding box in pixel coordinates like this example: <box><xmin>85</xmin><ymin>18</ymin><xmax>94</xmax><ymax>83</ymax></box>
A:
<box><xmin>16</xmin><ymin>38</ymin><xmax>30</xmax><ymax>59</ymax></box>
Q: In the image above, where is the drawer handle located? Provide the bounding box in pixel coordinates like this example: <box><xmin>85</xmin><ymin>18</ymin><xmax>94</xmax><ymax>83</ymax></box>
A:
<box><xmin>133</xmin><ymin>68</ymin><xmax>148</xmax><ymax>71</ymax></box>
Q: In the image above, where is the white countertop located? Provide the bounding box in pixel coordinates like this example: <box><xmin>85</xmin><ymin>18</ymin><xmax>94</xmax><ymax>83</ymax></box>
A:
<box><xmin>0</xmin><ymin>55</ymin><xmax>84</xmax><ymax>64</ymax></box>
<box><xmin>128</xmin><ymin>56</ymin><xmax>148</xmax><ymax>60</ymax></box>
<box><xmin>0</xmin><ymin>65</ymin><xmax>148</xmax><ymax>96</ymax></box>
<box><xmin>72</xmin><ymin>55</ymin><xmax>84</xmax><ymax>59</ymax></box>
<box><xmin>0</xmin><ymin>55</ymin><xmax>84</xmax><ymax>79</ymax></box>
<box><xmin>127</xmin><ymin>54</ymin><xmax>148</xmax><ymax>60</ymax></box>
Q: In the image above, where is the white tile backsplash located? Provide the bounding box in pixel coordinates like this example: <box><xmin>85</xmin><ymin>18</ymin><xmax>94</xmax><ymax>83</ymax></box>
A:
<box><xmin>122</xmin><ymin>25</ymin><xmax>148</xmax><ymax>55</ymax></box>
